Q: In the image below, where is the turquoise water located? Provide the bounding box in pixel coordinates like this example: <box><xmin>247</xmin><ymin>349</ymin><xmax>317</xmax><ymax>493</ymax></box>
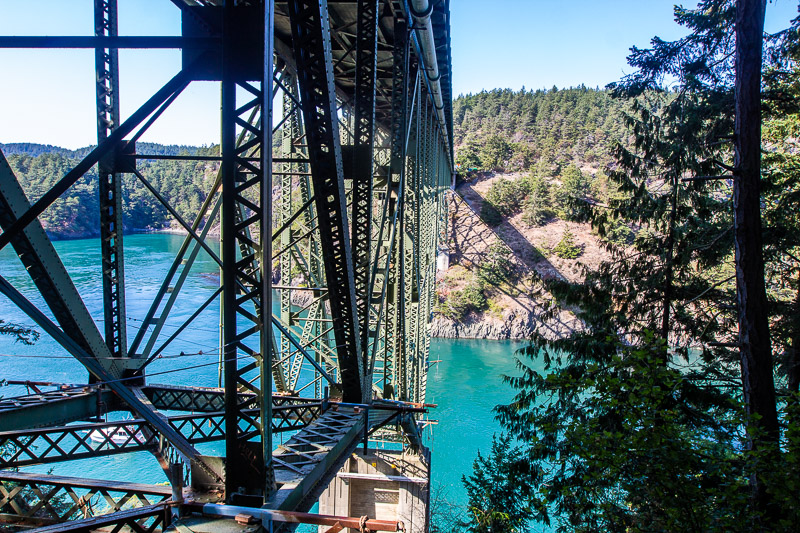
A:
<box><xmin>0</xmin><ymin>234</ymin><xmax>534</xmax><ymax>522</ymax></box>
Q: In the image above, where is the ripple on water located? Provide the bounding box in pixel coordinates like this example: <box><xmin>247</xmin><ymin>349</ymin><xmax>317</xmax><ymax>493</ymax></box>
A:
<box><xmin>0</xmin><ymin>235</ymin><xmax>544</xmax><ymax>524</ymax></box>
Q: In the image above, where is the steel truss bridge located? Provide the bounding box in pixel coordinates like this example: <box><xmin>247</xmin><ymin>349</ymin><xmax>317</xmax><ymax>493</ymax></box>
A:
<box><xmin>0</xmin><ymin>0</ymin><xmax>452</xmax><ymax>530</ymax></box>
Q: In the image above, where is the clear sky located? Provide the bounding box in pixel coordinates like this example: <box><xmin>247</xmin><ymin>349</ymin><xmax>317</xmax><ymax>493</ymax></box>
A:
<box><xmin>0</xmin><ymin>0</ymin><xmax>797</xmax><ymax>149</ymax></box>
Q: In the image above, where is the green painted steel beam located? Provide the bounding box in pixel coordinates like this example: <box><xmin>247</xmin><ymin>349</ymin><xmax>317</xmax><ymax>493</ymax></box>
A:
<box><xmin>0</xmin><ymin>389</ymin><xmax>118</xmax><ymax>432</ymax></box>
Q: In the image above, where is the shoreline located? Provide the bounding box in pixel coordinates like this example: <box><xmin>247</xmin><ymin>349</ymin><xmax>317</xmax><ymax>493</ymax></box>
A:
<box><xmin>43</xmin><ymin>225</ymin><xmax>215</xmax><ymax>242</ymax></box>
<box><xmin>43</xmin><ymin>228</ymin><xmax>556</xmax><ymax>343</ymax></box>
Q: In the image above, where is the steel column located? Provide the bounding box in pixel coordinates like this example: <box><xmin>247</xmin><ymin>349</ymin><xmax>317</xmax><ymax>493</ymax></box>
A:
<box><xmin>94</xmin><ymin>0</ymin><xmax>127</xmax><ymax>360</ymax></box>
<box><xmin>351</xmin><ymin>0</ymin><xmax>381</xmax><ymax>358</ymax></box>
<box><xmin>220</xmin><ymin>0</ymin><xmax>275</xmax><ymax>501</ymax></box>
<box><xmin>286</xmin><ymin>0</ymin><xmax>364</xmax><ymax>402</ymax></box>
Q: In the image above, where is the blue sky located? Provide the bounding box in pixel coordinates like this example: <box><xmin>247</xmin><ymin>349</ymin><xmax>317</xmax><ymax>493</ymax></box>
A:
<box><xmin>0</xmin><ymin>0</ymin><xmax>797</xmax><ymax>148</ymax></box>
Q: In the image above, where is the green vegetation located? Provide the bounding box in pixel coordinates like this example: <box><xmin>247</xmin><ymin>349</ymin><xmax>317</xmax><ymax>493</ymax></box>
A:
<box><xmin>520</xmin><ymin>173</ymin><xmax>552</xmax><ymax>227</ymax></box>
<box><xmin>453</xmin><ymin>86</ymin><xmax>627</xmax><ymax>173</ymax></box>
<box><xmin>553</xmin><ymin>164</ymin><xmax>590</xmax><ymax>222</ymax></box>
<box><xmin>552</xmin><ymin>227</ymin><xmax>582</xmax><ymax>259</ymax></box>
<box><xmin>460</xmin><ymin>2</ymin><xmax>800</xmax><ymax>531</ymax></box>
<box><xmin>2</xmin><ymin>143</ymin><xmax>219</xmax><ymax>239</ymax></box>
<box><xmin>461</xmin><ymin>435</ymin><xmax>530</xmax><ymax>533</ymax></box>
<box><xmin>479</xmin><ymin>177</ymin><xmax>529</xmax><ymax>226</ymax></box>
<box><xmin>435</xmin><ymin>274</ymin><xmax>488</xmax><ymax>321</ymax></box>
<box><xmin>477</xmin><ymin>241</ymin><xmax>518</xmax><ymax>287</ymax></box>
<box><xmin>436</xmin><ymin>241</ymin><xmax>520</xmax><ymax>321</ymax></box>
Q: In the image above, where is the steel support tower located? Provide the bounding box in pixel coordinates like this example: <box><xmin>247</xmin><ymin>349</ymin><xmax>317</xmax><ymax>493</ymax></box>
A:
<box><xmin>0</xmin><ymin>0</ymin><xmax>452</xmax><ymax>530</ymax></box>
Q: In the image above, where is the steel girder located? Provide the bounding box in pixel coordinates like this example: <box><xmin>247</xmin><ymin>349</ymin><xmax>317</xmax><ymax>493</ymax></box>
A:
<box><xmin>0</xmin><ymin>387</ymin><xmax>118</xmax><ymax>432</ymax></box>
<box><xmin>278</xmin><ymin>72</ymin><xmax>297</xmax><ymax>396</ymax></box>
<box><xmin>285</xmin><ymin>0</ymin><xmax>365</xmax><ymax>403</ymax></box>
<box><xmin>267</xmin><ymin>2</ymin><xmax>451</xmax><ymax>412</ymax></box>
<box><xmin>29</xmin><ymin>504</ymin><xmax>171</xmax><ymax>533</ymax></box>
<box><xmin>351</xmin><ymin>0</ymin><xmax>381</xmax><ymax>357</ymax></box>
<box><xmin>94</xmin><ymin>0</ymin><xmax>128</xmax><ymax>361</ymax></box>
<box><xmin>383</xmin><ymin>16</ymin><xmax>411</xmax><ymax>401</ymax></box>
<box><xmin>0</xmin><ymin>0</ymin><xmax>452</xmax><ymax>527</ymax></box>
<box><xmin>0</xmin><ymin>472</ymin><xmax>172</xmax><ymax>529</ymax></box>
<box><xmin>0</xmin><ymin>403</ymin><xmax>320</xmax><ymax>469</ymax></box>
<box><xmin>0</xmin><ymin>384</ymin><xmax>312</xmax><ymax>432</ymax></box>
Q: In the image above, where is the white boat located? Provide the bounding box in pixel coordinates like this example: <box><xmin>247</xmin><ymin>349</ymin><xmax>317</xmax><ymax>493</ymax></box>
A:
<box><xmin>85</xmin><ymin>425</ymin><xmax>143</xmax><ymax>445</ymax></box>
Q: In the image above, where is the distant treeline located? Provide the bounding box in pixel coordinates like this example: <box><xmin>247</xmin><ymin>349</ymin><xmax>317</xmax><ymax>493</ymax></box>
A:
<box><xmin>453</xmin><ymin>86</ymin><xmax>628</xmax><ymax>172</ymax></box>
<box><xmin>1</xmin><ymin>143</ymin><xmax>219</xmax><ymax>239</ymax></box>
<box><xmin>2</xmin><ymin>86</ymin><xmax>626</xmax><ymax>239</ymax></box>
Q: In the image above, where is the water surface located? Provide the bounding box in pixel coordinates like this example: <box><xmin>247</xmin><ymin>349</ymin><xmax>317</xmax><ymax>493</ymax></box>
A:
<box><xmin>0</xmin><ymin>234</ymin><xmax>535</xmax><ymax>524</ymax></box>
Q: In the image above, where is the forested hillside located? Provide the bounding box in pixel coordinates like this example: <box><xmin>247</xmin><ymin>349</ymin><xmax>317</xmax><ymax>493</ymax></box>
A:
<box><xmin>1</xmin><ymin>143</ymin><xmax>219</xmax><ymax>239</ymax></box>
<box><xmin>453</xmin><ymin>86</ymin><xmax>627</xmax><ymax>172</ymax></box>
<box><xmin>433</xmin><ymin>87</ymin><xmax>633</xmax><ymax>338</ymax></box>
<box><xmin>444</xmin><ymin>3</ymin><xmax>800</xmax><ymax>531</ymax></box>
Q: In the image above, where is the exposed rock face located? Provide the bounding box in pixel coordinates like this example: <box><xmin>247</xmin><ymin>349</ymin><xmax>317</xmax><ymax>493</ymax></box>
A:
<box><xmin>430</xmin><ymin>171</ymin><xmax>608</xmax><ymax>342</ymax></box>
<box><xmin>431</xmin><ymin>307</ymin><xmax>578</xmax><ymax>341</ymax></box>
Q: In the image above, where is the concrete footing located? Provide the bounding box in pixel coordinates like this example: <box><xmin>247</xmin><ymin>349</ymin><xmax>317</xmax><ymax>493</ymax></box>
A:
<box><xmin>318</xmin><ymin>448</ymin><xmax>430</xmax><ymax>532</ymax></box>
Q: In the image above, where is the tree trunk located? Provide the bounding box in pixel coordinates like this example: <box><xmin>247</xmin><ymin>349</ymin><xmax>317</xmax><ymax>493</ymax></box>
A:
<box><xmin>733</xmin><ymin>0</ymin><xmax>780</xmax><ymax>523</ymax></box>
<box><xmin>789</xmin><ymin>272</ymin><xmax>800</xmax><ymax>395</ymax></box>
<box><xmin>660</xmin><ymin>170</ymin><xmax>679</xmax><ymax>352</ymax></box>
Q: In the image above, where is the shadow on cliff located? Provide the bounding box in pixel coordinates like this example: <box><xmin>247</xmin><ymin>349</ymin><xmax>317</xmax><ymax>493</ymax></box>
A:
<box><xmin>448</xmin><ymin>180</ymin><xmax>579</xmax><ymax>338</ymax></box>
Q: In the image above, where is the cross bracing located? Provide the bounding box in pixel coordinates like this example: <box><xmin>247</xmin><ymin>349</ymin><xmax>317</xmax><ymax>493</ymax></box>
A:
<box><xmin>0</xmin><ymin>0</ymin><xmax>452</xmax><ymax>530</ymax></box>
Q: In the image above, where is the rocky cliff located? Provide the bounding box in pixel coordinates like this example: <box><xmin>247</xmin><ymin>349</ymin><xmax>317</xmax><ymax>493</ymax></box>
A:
<box><xmin>432</xmin><ymin>171</ymin><xmax>608</xmax><ymax>340</ymax></box>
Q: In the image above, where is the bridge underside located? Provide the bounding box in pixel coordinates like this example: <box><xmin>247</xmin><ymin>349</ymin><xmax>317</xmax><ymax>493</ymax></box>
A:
<box><xmin>0</xmin><ymin>0</ymin><xmax>451</xmax><ymax>531</ymax></box>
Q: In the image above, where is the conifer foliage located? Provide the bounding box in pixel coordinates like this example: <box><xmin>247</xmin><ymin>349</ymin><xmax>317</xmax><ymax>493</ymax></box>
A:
<box><xmin>464</xmin><ymin>2</ymin><xmax>800</xmax><ymax>531</ymax></box>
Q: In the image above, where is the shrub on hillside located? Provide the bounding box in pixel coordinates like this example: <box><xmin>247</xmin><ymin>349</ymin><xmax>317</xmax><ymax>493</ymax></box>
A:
<box><xmin>521</xmin><ymin>174</ymin><xmax>553</xmax><ymax>227</ymax></box>
<box><xmin>486</xmin><ymin>178</ymin><xmax>529</xmax><ymax>216</ymax></box>
<box><xmin>480</xmin><ymin>177</ymin><xmax>532</xmax><ymax>227</ymax></box>
<box><xmin>554</xmin><ymin>164</ymin><xmax>591</xmax><ymax>221</ymax></box>
<box><xmin>553</xmin><ymin>227</ymin><xmax>583</xmax><ymax>259</ymax></box>
<box><xmin>436</xmin><ymin>276</ymin><xmax>488</xmax><ymax>321</ymax></box>
<box><xmin>603</xmin><ymin>218</ymin><xmax>635</xmax><ymax>245</ymax></box>
<box><xmin>478</xmin><ymin>241</ymin><xmax>519</xmax><ymax>286</ymax></box>
<box><xmin>456</xmin><ymin>139</ymin><xmax>482</xmax><ymax>170</ymax></box>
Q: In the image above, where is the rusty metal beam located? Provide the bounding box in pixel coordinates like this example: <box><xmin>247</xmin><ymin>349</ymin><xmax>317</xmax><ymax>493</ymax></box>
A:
<box><xmin>0</xmin><ymin>388</ymin><xmax>117</xmax><ymax>431</ymax></box>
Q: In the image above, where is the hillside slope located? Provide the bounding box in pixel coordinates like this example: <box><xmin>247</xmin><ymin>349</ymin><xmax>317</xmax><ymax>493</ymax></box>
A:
<box><xmin>432</xmin><ymin>172</ymin><xmax>608</xmax><ymax>340</ymax></box>
<box><xmin>433</xmin><ymin>86</ymin><xmax>629</xmax><ymax>339</ymax></box>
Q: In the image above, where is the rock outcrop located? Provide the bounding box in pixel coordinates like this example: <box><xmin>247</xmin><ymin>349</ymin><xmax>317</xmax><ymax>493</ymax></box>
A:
<box><xmin>431</xmin><ymin>307</ymin><xmax>578</xmax><ymax>341</ymax></box>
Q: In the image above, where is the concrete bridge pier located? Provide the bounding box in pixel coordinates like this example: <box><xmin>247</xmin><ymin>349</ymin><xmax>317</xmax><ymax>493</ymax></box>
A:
<box><xmin>318</xmin><ymin>449</ymin><xmax>430</xmax><ymax>532</ymax></box>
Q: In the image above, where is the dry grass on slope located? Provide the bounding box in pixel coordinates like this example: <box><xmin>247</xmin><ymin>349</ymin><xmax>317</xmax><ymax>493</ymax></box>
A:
<box><xmin>436</xmin><ymin>172</ymin><xmax>612</xmax><ymax>338</ymax></box>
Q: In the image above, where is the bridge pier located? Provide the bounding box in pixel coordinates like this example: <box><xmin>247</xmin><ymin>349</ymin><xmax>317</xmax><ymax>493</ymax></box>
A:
<box><xmin>0</xmin><ymin>0</ymin><xmax>451</xmax><ymax>529</ymax></box>
<box><xmin>318</xmin><ymin>449</ymin><xmax>430</xmax><ymax>533</ymax></box>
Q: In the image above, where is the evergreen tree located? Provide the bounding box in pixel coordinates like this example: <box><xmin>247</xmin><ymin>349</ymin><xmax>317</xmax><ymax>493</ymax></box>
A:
<box><xmin>552</xmin><ymin>227</ymin><xmax>581</xmax><ymax>259</ymax></box>
<box><xmin>554</xmin><ymin>164</ymin><xmax>589</xmax><ymax>221</ymax></box>
<box><xmin>480</xmin><ymin>135</ymin><xmax>512</xmax><ymax>170</ymax></box>
<box><xmin>462</xmin><ymin>435</ymin><xmax>532</xmax><ymax>533</ymax></box>
<box><xmin>521</xmin><ymin>173</ymin><xmax>551</xmax><ymax>227</ymax></box>
<box><xmin>466</xmin><ymin>2</ymin><xmax>800</xmax><ymax>530</ymax></box>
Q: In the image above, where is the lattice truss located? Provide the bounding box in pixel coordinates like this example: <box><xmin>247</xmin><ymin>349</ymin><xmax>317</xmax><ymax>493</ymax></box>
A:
<box><xmin>271</xmin><ymin>1</ymin><xmax>451</xmax><ymax>408</ymax></box>
<box><xmin>0</xmin><ymin>0</ymin><xmax>452</xmax><ymax>528</ymax></box>
<box><xmin>0</xmin><ymin>472</ymin><xmax>172</xmax><ymax>529</ymax></box>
